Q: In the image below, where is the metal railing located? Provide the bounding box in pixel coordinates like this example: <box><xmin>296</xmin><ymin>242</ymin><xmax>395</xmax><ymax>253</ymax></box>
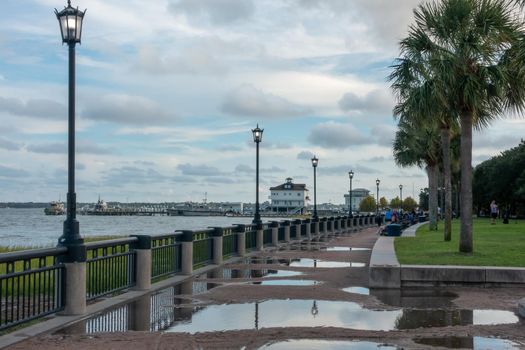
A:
<box><xmin>151</xmin><ymin>234</ymin><xmax>182</xmax><ymax>279</ymax></box>
<box><xmin>222</xmin><ymin>227</ymin><xmax>238</xmax><ymax>258</ymax></box>
<box><xmin>278</xmin><ymin>226</ymin><xmax>285</xmax><ymax>241</ymax></box>
<box><xmin>192</xmin><ymin>230</ymin><xmax>214</xmax><ymax>268</ymax></box>
<box><xmin>0</xmin><ymin>247</ymin><xmax>67</xmax><ymax>330</ymax></box>
<box><xmin>245</xmin><ymin>228</ymin><xmax>257</xmax><ymax>250</ymax></box>
<box><xmin>86</xmin><ymin>238</ymin><xmax>137</xmax><ymax>301</ymax></box>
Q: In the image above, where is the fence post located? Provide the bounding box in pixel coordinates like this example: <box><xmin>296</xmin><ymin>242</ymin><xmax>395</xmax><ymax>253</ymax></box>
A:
<box><xmin>235</xmin><ymin>225</ymin><xmax>246</xmax><ymax>257</ymax></box>
<box><xmin>283</xmin><ymin>220</ymin><xmax>291</xmax><ymax>242</ymax></box>
<box><xmin>320</xmin><ymin>217</ymin><xmax>327</xmax><ymax>236</ymax></box>
<box><xmin>256</xmin><ymin>223</ymin><xmax>264</xmax><ymax>251</ymax></box>
<box><xmin>313</xmin><ymin>218</ymin><xmax>320</xmax><ymax>237</ymax></box>
<box><xmin>270</xmin><ymin>221</ymin><xmax>279</xmax><ymax>246</ymax></box>
<box><xmin>181</xmin><ymin>230</ymin><xmax>194</xmax><ymax>275</ymax></box>
<box><xmin>212</xmin><ymin>227</ymin><xmax>223</xmax><ymax>265</ymax></box>
<box><xmin>293</xmin><ymin>219</ymin><xmax>301</xmax><ymax>240</ymax></box>
<box><xmin>131</xmin><ymin>235</ymin><xmax>152</xmax><ymax>291</ymax></box>
<box><xmin>131</xmin><ymin>293</ymin><xmax>151</xmax><ymax>331</ymax></box>
<box><xmin>304</xmin><ymin>219</ymin><xmax>311</xmax><ymax>239</ymax></box>
<box><xmin>63</xmin><ymin>261</ymin><xmax>86</xmax><ymax>315</ymax></box>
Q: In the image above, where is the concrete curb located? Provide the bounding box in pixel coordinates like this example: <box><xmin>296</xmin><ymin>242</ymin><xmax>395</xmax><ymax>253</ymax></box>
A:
<box><xmin>519</xmin><ymin>298</ymin><xmax>525</xmax><ymax>318</ymax></box>
<box><xmin>401</xmin><ymin>221</ymin><xmax>426</xmax><ymax>237</ymax></box>
<box><xmin>369</xmin><ymin>227</ymin><xmax>525</xmax><ymax>288</ymax></box>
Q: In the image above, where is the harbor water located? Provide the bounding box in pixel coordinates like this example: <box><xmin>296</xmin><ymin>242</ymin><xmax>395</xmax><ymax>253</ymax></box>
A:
<box><xmin>0</xmin><ymin>208</ymin><xmax>254</xmax><ymax>247</ymax></box>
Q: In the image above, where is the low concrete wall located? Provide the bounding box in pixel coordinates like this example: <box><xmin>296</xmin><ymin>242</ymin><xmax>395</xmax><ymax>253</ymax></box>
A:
<box><xmin>369</xmin><ymin>237</ymin><xmax>400</xmax><ymax>289</ymax></box>
<box><xmin>519</xmin><ymin>298</ymin><xmax>525</xmax><ymax>318</ymax></box>
<box><xmin>369</xmin><ymin>232</ymin><xmax>525</xmax><ymax>288</ymax></box>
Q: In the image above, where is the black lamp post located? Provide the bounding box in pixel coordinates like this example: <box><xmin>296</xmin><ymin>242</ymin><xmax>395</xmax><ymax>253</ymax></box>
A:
<box><xmin>55</xmin><ymin>0</ymin><xmax>86</xmax><ymax>261</ymax></box>
<box><xmin>399</xmin><ymin>184</ymin><xmax>403</xmax><ymax>214</ymax></box>
<box><xmin>252</xmin><ymin>124</ymin><xmax>263</xmax><ymax>226</ymax></box>
<box><xmin>311</xmin><ymin>156</ymin><xmax>318</xmax><ymax>221</ymax></box>
<box><xmin>376</xmin><ymin>178</ymin><xmax>380</xmax><ymax>226</ymax></box>
<box><xmin>348</xmin><ymin>170</ymin><xmax>354</xmax><ymax>218</ymax></box>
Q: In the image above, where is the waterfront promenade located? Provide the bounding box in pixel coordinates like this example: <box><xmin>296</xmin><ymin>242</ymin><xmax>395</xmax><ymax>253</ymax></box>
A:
<box><xmin>1</xmin><ymin>217</ymin><xmax>524</xmax><ymax>349</ymax></box>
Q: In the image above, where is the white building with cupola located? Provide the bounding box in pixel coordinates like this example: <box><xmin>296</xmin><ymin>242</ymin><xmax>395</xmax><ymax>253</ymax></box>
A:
<box><xmin>269</xmin><ymin>178</ymin><xmax>309</xmax><ymax>214</ymax></box>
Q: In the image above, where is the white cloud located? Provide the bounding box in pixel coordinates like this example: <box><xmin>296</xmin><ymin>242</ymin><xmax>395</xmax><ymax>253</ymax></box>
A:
<box><xmin>339</xmin><ymin>89</ymin><xmax>394</xmax><ymax>115</ymax></box>
<box><xmin>222</xmin><ymin>84</ymin><xmax>311</xmax><ymax>118</ymax></box>
<box><xmin>82</xmin><ymin>94</ymin><xmax>175</xmax><ymax>125</ymax></box>
<box><xmin>169</xmin><ymin>0</ymin><xmax>255</xmax><ymax>25</ymax></box>
<box><xmin>308</xmin><ymin>122</ymin><xmax>369</xmax><ymax>149</ymax></box>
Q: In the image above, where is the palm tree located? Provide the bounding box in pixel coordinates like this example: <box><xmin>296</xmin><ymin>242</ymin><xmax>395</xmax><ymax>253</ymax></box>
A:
<box><xmin>392</xmin><ymin>0</ymin><xmax>525</xmax><ymax>252</ymax></box>
<box><xmin>393</xmin><ymin>118</ymin><xmax>441</xmax><ymax>230</ymax></box>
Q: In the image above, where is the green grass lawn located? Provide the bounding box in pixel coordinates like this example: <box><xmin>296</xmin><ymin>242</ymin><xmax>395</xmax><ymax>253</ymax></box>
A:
<box><xmin>395</xmin><ymin>218</ymin><xmax>525</xmax><ymax>267</ymax></box>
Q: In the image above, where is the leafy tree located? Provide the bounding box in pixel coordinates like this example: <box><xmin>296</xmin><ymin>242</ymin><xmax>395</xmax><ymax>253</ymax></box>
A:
<box><xmin>359</xmin><ymin>196</ymin><xmax>376</xmax><ymax>213</ymax></box>
<box><xmin>473</xmin><ymin>140</ymin><xmax>525</xmax><ymax>216</ymax></box>
<box><xmin>390</xmin><ymin>197</ymin><xmax>402</xmax><ymax>210</ymax></box>
<box><xmin>419</xmin><ymin>188</ymin><xmax>429</xmax><ymax>211</ymax></box>
<box><xmin>393</xmin><ymin>118</ymin><xmax>441</xmax><ymax>230</ymax></box>
<box><xmin>379</xmin><ymin>197</ymin><xmax>388</xmax><ymax>209</ymax></box>
<box><xmin>391</xmin><ymin>0</ymin><xmax>525</xmax><ymax>253</ymax></box>
<box><xmin>403</xmin><ymin>197</ymin><xmax>418</xmax><ymax>212</ymax></box>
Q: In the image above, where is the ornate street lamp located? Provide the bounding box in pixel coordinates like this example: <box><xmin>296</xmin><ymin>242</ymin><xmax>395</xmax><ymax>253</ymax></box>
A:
<box><xmin>348</xmin><ymin>170</ymin><xmax>354</xmax><ymax>218</ymax></box>
<box><xmin>311</xmin><ymin>156</ymin><xmax>319</xmax><ymax>221</ymax></box>
<box><xmin>252</xmin><ymin>124</ymin><xmax>263</xmax><ymax>226</ymax></box>
<box><xmin>376</xmin><ymin>178</ymin><xmax>380</xmax><ymax>226</ymax></box>
<box><xmin>56</xmin><ymin>0</ymin><xmax>86</xmax><ymax>261</ymax></box>
<box><xmin>399</xmin><ymin>184</ymin><xmax>403</xmax><ymax>214</ymax></box>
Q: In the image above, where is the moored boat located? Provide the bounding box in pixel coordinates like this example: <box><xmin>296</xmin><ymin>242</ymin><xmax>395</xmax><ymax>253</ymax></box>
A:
<box><xmin>44</xmin><ymin>201</ymin><xmax>65</xmax><ymax>215</ymax></box>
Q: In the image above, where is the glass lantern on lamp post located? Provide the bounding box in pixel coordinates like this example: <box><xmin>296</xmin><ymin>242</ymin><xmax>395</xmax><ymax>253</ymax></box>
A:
<box><xmin>252</xmin><ymin>124</ymin><xmax>263</xmax><ymax>226</ymax></box>
<box><xmin>348</xmin><ymin>170</ymin><xmax>354</xmax><ymax>218</ymax></box>
<box><xmin>311</xmin><ymin>156</ymin><xmax>319</xmax><ymax>221</ymax></box>
<box><xmin>55</xmin><ymin>0</ymin><xmax>86</xmax><ymax>262</ymax></box>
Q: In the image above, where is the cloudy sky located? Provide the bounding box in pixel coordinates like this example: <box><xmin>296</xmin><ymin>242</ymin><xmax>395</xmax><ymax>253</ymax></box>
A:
<box><xmin>1</xmin><ymin>0</ymin><xmax>523</xmax><ymax>204</ymax></box>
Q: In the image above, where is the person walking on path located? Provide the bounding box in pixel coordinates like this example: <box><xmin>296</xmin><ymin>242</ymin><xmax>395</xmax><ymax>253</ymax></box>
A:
<box><xmin>490</xmin><ymin>200</ymin><xmax>498</xmax><ymax>225</ymax></box>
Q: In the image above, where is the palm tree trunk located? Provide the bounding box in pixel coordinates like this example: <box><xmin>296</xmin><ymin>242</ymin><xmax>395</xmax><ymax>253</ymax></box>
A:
<box><xmin>441</xmin><ymin>126</ymin><xmax>452</xmax><ymax>241</ymax></box>
<box><xmin>460</xmin><ymin>111</ymin><xmax>473</xmax><ymax>253</ymax></box>
<box><xmin>427</xmin><ymin>163</ymin><xmax>439</xmax><ymax>230</ymax></box>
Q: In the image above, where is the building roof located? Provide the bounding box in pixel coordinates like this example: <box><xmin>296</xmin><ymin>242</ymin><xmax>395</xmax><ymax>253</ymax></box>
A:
<box><xmin>270</xmin><ymin>183</ymin><xmax>308</xmax><ymax>191</ymax></box>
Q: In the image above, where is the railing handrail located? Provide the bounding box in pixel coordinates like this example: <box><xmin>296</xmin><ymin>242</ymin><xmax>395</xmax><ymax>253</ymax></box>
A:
<box><xmin>0</xmin><ymin>246</ymin><xmax>68</xmax><ymax>263</ymax></box>
<box><xmin>151</xmin><ymin>232</ymin><xmax>183</xmax><ymax>240</ymax></box>
<box><xmin>85</xmin><ymin>237</ymin><xmax>138</xmax><ymax>250</ymax></box>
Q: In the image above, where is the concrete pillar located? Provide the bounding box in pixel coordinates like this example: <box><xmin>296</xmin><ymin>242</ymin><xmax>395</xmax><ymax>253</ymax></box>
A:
<box><xmin>180</xmin><ymin>279</ymin><xmax>193</xmax><ymax>295</ymax></box>
<box><xmin>132</xmin><ymin>293</ymin><xmax>151</xmax><ymax>331</ymax></box>
<box><xmin>256</xmin><ymin>229</ymin><xmax>264</xmax><ymax>251</ymax></box>
<box><xmin>63</xmin><ymin>262</ymin><xmax>86</xmax><ymax>315</ymax></box>
<box><xmin>283</xmin><ymin>221</ymin><xmax>291</xmax><ymax>242</ymax></box>
<box><xmin>181</xmin><ymin>242</ymin><xmax>193</xmax><ymax>275</ymax></box>
<box><xmin>341</xmin><ymin>217</ymin><xmax>347</xmax><ymax>233</ymax></box>
<box><xmin>270</xmin><ymin>222</ymin><xmax>279</xmax><ymax>246</ymax></box>
<box><xmin>305</xmin><ymin>220</ymin><xmax>311</xmax><ymax>239</ymax></box>
<box><xmin>135</xmin><ymin>249</ymin><xmax>152</xmax><ymax>290</ymax></box>
<box><xmin>237</xmin><ymin>232</ymin><xmax>246</xmax><ymax>257</ymax></box>
<box><xmin>313</xmin><ymin>220</ymin><xmax>320</xmax><ymax>237</ymax></box>
<box><xmin>213</xmin><ymin>236</ymin><xmax>223</xmax><ymax>265</ymax></box>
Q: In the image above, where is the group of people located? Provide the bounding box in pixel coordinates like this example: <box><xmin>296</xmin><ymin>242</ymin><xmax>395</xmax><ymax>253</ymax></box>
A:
<box><xmin>384</xmin><ymin>208</ymin><xmax>419</xmax><ymax>225</ymax></box>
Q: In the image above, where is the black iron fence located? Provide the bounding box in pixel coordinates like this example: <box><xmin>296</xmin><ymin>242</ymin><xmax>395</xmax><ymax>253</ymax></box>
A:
<box><xmin>0</xmin><ymin>247</ymin><xmax>67</xmax><ymax>330</ymax></box>
<box><xmin>151</xmin><ymin>234</ymin><xmax>182</xmax><ymax>279</ymax></box>
<box><xmin>222</xmin><ymin>227</ymin><xmax>238</xmax><ymax>258</ymax></box>
<box><xmin>192</xmin><ymin>230</ymin><xmax>214</xmax><ymax>268</ymax></box>
<box><xmin>86</xmin><ymin>238</ymin><xmax>136</xmax><ymax>301</ymax></box>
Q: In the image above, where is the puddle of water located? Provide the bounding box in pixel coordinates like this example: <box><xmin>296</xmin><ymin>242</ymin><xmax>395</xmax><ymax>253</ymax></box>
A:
<box><xmin>324</xmin><ymin>246</ymin><xmax>350</xmax><ymax>251</ymax></box>
<box><xmin>342</xmin><ymin>286</ymin><xmax>370</xmax><ymax>295</ymax></box>
<box><xmin>289</xmin><ymin>259</ymin><xmax>366</xmax><ymax>268</ymax></box>
<box><xmin>372</xmin><ymin>289</ymin><xmax>458</xmax><ymax>308</ymax></box>
<box><xmin>395</xmin><ymin>309</ymin><xmax>519</xmax><ymax>329</ymax></box>
<box><xmin>251</xmin><ymin>280</ymin><xmax>320</xmax><ymax>286</ymax></box>
<box><xmin>414</xmin><ymin>336</ymin><xmax>521</xmax><ymax>349</ymax></box>
<box><xmin>260</xmin><ymin>339</ymin><xmax>398</xmax><ymax>349</ymax></box>
<box><xmin>350</xmin><ymin>247</ymin><xmax>371</xmax><ymax>251</ymax></box>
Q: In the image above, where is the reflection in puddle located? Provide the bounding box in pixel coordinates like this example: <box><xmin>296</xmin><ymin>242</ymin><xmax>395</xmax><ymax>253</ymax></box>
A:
<box><xmin>350</xmin><ymin>247</ymin><xmax>371</xmax><ymax>251</ymax></box>
<box><xmin>414</xmin><ymin>336</ymin><xmax>521</xmax><ymax>349</ymax></box>
<box><xmin>61</xmin><ymin>289</ymin><xmax>520</xmax><ymax>335</ymax></box>
<box><xmin>260</xmin><ymin>339</ymin><xmax>398</xmax><ymax>349</ymax></box>
<box><xmin>198</xmin><ymin>268</ymin><xmax>305</xmax><ymax>280</ymax></box>
<box><xmin>324</xmin><ymin>247</ymin><xmax>350</xmax><ymax>251</ymax></box>
<box><xmin>289</xmin><ymin>259</ymin><xmax>366</xmax><ymax>268</ymax></box>
<box><xmin>252</xmin><ymin>280</ymin><xmax>320</xmax><ymax>286</ymax></box>
<box><xmin>372</xmin><ymin>289</ymin><xmax>458</xmax><ymax>308</ymax></box>
<box><xmin>342</xmin><ymin>286</ymin><xmax>370</xmax><ymax>295</ymax></box>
